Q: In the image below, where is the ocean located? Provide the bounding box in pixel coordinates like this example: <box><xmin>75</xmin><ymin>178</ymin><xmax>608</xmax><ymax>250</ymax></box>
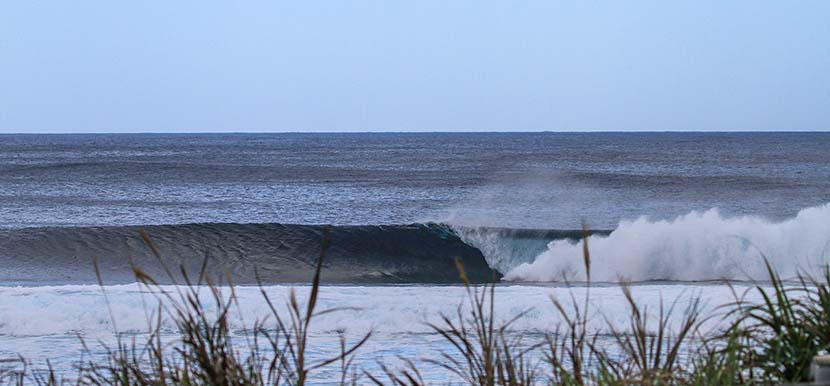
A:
<box><xmin>2</xmin><ymin>132</ymin><xmax>828</xmax><ymax>230</ymax></box>
<box><xmin>1</xmin><ymin>132</ymin><xmax>829</xmax><ymax>382</ymax></box>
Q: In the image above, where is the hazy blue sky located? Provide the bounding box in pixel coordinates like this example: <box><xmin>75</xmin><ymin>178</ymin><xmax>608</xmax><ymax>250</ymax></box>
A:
<box><xmin>1</xmin><ymin>1</ymin><xmax>828</xmax><ymax>133</ymax></box>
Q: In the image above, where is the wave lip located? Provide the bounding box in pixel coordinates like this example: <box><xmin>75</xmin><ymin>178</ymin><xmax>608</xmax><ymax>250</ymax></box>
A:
<box><xmin>505</xmin><ymin>204</ymin><xmax>830</xmax><ymax>282</ymax></box>
<box><xmin>450</xmin><ymin>226</ymin><xmax>609</xmax><ymax>274</ymax></box>
<box><xmin>0</xmin><ymin>223</ymin><xmax>499</xmax><ymax>285</ymax></box>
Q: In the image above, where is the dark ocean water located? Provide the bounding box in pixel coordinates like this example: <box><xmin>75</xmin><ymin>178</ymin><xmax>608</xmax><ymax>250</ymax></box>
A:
<box><xmin>1</xmin><ymin>132</ymin><xmax>828</xmax><ymax>229</ymax></box>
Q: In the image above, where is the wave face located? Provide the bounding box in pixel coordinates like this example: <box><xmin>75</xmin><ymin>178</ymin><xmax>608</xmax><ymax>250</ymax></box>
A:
<box><xmin>0</xmin><ymin>223</ymin><xmax>499</xmax><ymax>285</ymax></box>
<box><xmin>506</xmin><ymin>204</ymin><xmax>830</xmax><ymax>282</ymax></box>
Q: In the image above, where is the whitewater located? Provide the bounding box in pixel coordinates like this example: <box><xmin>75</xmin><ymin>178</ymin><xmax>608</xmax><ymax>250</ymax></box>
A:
<box><xmin>0</xmin><ymin>283</ymin><xmax>763</xmax><ymax>383</ymax></box>
<box><xmin>499</xmin><ymin>203</ymin><xmax>830</xmax><ymax>282</ymax></box>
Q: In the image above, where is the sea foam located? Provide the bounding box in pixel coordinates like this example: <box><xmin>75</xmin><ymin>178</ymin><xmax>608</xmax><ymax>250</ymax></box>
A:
<box><xmin>506</xmin><ymin>204</ymin><xmax>830</xmax><ymax>282</ymax></box>
<box><xmin>0</xmin><ymin>284</ymin><xmax>756</xmax><ymax>381</ymax></box>
<box><xmin>0</xmin><ymin>284</ymin><xmax>738</xmax><ymax>338</ymax></box>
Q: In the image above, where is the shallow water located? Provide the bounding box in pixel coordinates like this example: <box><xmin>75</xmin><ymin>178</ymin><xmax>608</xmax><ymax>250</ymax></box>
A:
<box><xmin>0</xmin><ymin>283</ymin><xmax>762</xmax><ymax>383</ymax></box>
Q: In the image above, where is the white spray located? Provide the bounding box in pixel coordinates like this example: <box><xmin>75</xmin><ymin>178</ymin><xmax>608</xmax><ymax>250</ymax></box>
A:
<box><xmin>506</xmin><ymin>204</ymin><xmax>830</xmax><ymax>282</ymax></box>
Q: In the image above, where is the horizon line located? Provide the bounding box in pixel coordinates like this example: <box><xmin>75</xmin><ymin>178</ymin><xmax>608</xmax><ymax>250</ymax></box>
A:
<box><xmin>0</xmin><ymin>129</ymin><xmax>828</xmax><ymax>135</ymax></box>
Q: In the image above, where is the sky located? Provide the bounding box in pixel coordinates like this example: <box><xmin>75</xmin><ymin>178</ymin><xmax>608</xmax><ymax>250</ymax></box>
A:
<box><xmin>1</xmin><ymin>1</ymin><xmax>828</xmax><ymax>133</ymax></box>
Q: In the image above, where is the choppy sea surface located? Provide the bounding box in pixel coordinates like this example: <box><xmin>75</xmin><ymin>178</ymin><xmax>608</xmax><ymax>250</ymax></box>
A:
<box><xmin>1</xmin><ymin>132</ymin><xmax>828</xmax><ymax>382</ymax></box>
<box><xmin>2</xmin><ymin>132</ymin><xmax>828</xmax><ymax>229</ymax></box>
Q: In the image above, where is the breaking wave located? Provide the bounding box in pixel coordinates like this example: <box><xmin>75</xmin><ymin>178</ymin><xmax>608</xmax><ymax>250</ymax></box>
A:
<box><xmin>2</xmin><ymin>204</ymin><xmax>828</xmax><ymax>286</ymax></box>
<box><xmin>505</xmin><ymin>204</ymin><xmax>830</xmax><ymax>282</ymax></box>
<box><xmin>449</xmin><ymin>226</ymin><xmax>606</xmax><ymax>274</ymax></box>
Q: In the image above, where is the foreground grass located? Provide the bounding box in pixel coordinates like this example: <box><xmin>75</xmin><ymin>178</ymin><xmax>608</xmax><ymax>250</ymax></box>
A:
<box><xmin>2</xmin><ymin>230</ymin><xmax>829</xmax><ymax>385</ymax></box>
